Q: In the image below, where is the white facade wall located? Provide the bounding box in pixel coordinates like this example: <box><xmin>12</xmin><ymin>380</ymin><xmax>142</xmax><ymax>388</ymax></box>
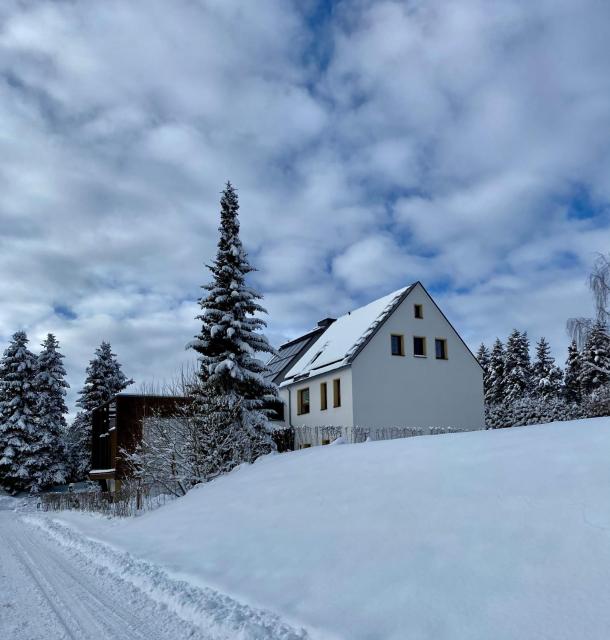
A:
<box><xmin>351</xmin><ymin>284</ymin><xmax>484</xmax><ymax>430</ymax></box>
<box><xmin>280</xmin><ymin>367</ymin><xmax>354</xmax><ymax>444</ymax></box>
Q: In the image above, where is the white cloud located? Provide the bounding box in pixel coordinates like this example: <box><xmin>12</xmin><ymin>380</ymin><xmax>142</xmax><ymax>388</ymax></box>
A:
<box><xmin>0</xmin><ymin>0</ymin><xmax>609</xmax><ymax>412</ymax></box>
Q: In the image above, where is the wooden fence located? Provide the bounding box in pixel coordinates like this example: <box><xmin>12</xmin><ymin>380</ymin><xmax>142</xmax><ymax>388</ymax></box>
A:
<box><xmin>40</xmin><ymin>484</ymin><xmax>173</xmax><ymax>517</ymax></box>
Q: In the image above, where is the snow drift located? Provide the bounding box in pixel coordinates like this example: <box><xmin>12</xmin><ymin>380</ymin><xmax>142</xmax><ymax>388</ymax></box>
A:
<box><xmin>49</xmin><ymin>418</ymin><xmax>610</xmax><ymax>639</ymax></box>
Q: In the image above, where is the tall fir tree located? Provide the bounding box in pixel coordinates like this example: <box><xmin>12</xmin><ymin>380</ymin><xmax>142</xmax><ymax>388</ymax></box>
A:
<box><xmin>190</xmin><ymin>182</ymin><xmax>277</xmax><ymax>466</ymax></box>
<box><xmin>31</xmin><ymin>334</ymin><xmax>69</xmax><ymax>490</ymax></box>
<box><xmin>476</xmin><ymin>343</ymin><xmax>491</xmax><ymax>399</ymax></box>
<box><xmin>563</xmin><ymin>339</ymin><xmax>582</xmax><ymax>403</ymax></box>
<box><xmin>0</xmin><ymin>331</ymin><xmax>39</xmax><ymax>494</ymax></box>
<box><xmin>66</xmin><ymin>341</ymin><xmax>132</xmax><ymax>479</ymax></box>
<box><xmin>532</xmin><ymin>337</ymin><xmax>563</xmax><ymax>398</ymax></box>
<box><xmin>486</xmin><ymin>338</ymin><xmax>506</xmax><ymax>405</ymax></box>
<box><xmin>504</xmin><ymin>330</ymin><xmax>532</xmax><ymax>403</ymax></box>
<box><xmin>579</xmin><ymin>321</ymin><xmax>610</xmax><ymax>395</ymax></box>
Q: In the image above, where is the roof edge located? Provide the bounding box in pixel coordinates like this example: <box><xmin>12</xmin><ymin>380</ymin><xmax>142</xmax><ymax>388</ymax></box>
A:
<box><xmin>345</xmin><ymin>282</ymin><xmax>416</xmax><ymax>365</ymax></box>
<box><xmin>416</xmin><ymin>282</ymin><xmax>484</xmax><ymax>371</ymax></box>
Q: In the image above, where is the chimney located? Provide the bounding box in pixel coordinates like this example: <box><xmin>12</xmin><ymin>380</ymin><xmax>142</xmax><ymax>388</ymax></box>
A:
<box><xmin>317</xmin><ymin>317</ymin><xmax>336</xmax><ymax>328</ymax></box>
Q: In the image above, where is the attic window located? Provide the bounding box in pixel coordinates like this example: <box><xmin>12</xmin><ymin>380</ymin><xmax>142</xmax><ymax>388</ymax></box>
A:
<box><xmin>391</xmin><ymin>334</ymin><xmax>405</xmax><ymax>356</ymax></box>
<box><xmin>435</xmin><ymin>338</ymin><xmax>448</xmax><ymax>360</ymax></box>
<box><xmin>414</xmin><ymin>304</ymin><xmax>423</xmax><ymax>319</ymax></box>
<box><xmin>413</xmin><ymin>336</ymin><xmax>427</xmax><ymax>357</ymax></box>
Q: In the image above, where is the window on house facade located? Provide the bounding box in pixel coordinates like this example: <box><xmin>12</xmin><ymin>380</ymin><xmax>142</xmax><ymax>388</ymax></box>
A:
<box><xmin>333</xmin><ymin>378</ymin><xmax>341</xmax><ymax>407</ymax></box>
<box><xmin>320</xmin><ymin>382</ymin><xmax>328</xmax><ymax>410</ymax></box>
<box><xmin>321</xmin><ymin>439</ymin><xmax>330</xmax><ymax>445</ymax></box>
<box><xmin>435</xmin><ymin>338</ymin><xmax>448</xmax><ymax>360</ymax></box>
<box><xmin>391</xmin><ymin>334</ymin><xmax>405</xmax><ymax>356</ymax></box>
<box><xmin>413</xmin><ymin>336</ymin><xmax>427</xmax><ymax>357</ymax></box>
<box><xmin>414</xmin><ymin>304</ymin><xmax>423</xmax><ymax>319</ymax></box>
<box><xmin>300</xmin><ymin>443</ymin><xmax>312</xmax><ymax>449</ymax></box>
<box><xmin>297</xmin><ymin>388</ymin><xmax>310</xmax><ymax>415</ymax></box>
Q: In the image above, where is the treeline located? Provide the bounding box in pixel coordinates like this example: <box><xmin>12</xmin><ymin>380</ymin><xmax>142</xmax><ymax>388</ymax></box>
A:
<box><xmin>477</xmin><ymin>322</ymin><xmax>610</xmax><ymax>429</ymax></box>
<box><xmin>0</xmin><ymin>333</ymin><xmax>130</xmax><ymax>494</ymax></box>
<box><xmin>1</xmin><ymin>182</ymin><xmax>279</xmax><ymax>496</ymax></box>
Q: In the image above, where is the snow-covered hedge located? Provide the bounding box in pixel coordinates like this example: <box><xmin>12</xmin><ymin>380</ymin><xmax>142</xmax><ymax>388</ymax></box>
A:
<box><xmin>486</xmin><ymin>387</ymin><xmax>610</xmax><ymax>429</ymax></box>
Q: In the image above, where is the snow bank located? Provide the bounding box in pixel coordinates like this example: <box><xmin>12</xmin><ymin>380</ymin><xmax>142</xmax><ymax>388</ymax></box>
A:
<box><xmin>43</xmin><ymin>418</ymin><xmax>610</xmax><ymax>640</ymax></box>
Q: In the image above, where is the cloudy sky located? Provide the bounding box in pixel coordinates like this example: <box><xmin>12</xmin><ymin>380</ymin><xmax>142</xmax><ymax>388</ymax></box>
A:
<box><xmin>1</xmin><ymin>0</ymin><xmax>609</xmax><ymax>411</ymax></box>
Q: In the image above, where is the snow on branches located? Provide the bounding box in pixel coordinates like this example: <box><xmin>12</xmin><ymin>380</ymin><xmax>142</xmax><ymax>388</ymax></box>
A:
<box><xmin>188</xmin><ymin>182</ymin><xmax>277</xmax><ymax>470</ymax></box>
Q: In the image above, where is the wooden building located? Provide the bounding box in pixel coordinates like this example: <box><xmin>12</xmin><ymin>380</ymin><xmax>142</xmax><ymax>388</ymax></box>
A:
<box><xmin>89</xmin><ymin>393</ymin><xmax>188</xmax><ymax>492</ymax></box>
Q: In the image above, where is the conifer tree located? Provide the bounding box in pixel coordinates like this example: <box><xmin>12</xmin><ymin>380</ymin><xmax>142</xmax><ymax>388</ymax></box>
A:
<box><xmin>0</xmin><ymin>332</ymin><xmax>39</xmax><ymax>494</ymax></box>
<box><xmin>563</xmin><ymin>340</ymin><xmax>582</xmax><ymax>403</ymax></box>
<box><xmin>532</xmin><ymin>337</ymin><xmax>563</xmax><ymax>398</ymax></box>
<box><xmin>486</xmin><ymin>339</ymin><xmax>505</xmax><ymax>405</ymax></box>
<box><xmin>66</xmin><ymin>342</ymin><xmax>132</xmax><ymax>479</ymax></box>
<box><xmin>580</xmin><ymin>321</ymin><xmax>610</xmax><ymax>395</ymax></box>
<box><xmin>504</xmin><ymin>330</ymin><xmax>532</xmax><ymax>403</ymax></box>
<box><xmin>31</xmin><ymin>334</ymin><xmax>69</xmax><ymax>490</ymax></box>
<box><xmin>190</xmin><ymin>182</ymin><xmax>277</xmax><ymax>467</ymax></box>
<box><xmin>476</xmin><ymin>343</ymin><xmax>491</xmax><ymax>399</ymax></box>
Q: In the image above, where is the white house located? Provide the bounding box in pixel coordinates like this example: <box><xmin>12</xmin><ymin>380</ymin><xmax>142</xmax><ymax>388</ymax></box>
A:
<box><xmin>265</xmin><ymin>282</ymin><xmax>484</xmax><ymax>444</ymax></box>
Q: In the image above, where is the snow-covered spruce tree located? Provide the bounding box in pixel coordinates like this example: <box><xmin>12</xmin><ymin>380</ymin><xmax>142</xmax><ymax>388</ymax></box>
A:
<box><xmin>189</xmin><ymin>182</ymin><xmax>277</xmax><ymax>471</ymax></box>
<box><xmin>579</xmin><ymin>321</ymin><xmax>610</xmax><ymax>396</ymax></box>
<box><xmin>66</xmin><ymin>342</ymin><xmax>132</xmax><ymax>480</ymax></box>
<box><xmin>504</xmin><ymin>330</ymin><xmax>532</xmax><ymax>404</ymax></box>
<box><xmin>563</xmin><ymin>340</ymin><xmax>582</xmax><ymax>404</ymax></box>
<box><xmin>486</xmin><ymin>339</ymin><xmax>506</xmax><ymax>406</ymax></box>
<box><xmin>532</xmin><ymin>337</ymin><xmax>563</xmax><ymax>399</ymax></box>
<box><xmin>31</xmin><ymin>334</ymin><xmax>69</xmax><ymax>490</ymax></box>
<box><xmin>0</xmin><ymin>331</ymin><xmax>39</xmax><ymax>494</ymax></box>
<box><xmin>476</xmin><ymin>343</ymin><xmax>490</xmax><ymax>394</ymax></box>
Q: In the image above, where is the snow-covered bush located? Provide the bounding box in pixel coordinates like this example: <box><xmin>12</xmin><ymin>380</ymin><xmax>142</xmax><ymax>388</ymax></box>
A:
<box><xmin>485</xmin><ymin>395</ymin><xmax>584</xmax><ymax>429</ymax></box>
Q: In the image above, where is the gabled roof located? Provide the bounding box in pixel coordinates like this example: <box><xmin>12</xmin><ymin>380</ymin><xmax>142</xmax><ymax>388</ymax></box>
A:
<box><xmin>281</xmin><ymin>283</ymin><xmax>416</xmax><ymax>386</ymax></box>
<box><xmin>264</xmin><ymin>321</ymin><xmax>333</xmax><ymax>385</ymax></box>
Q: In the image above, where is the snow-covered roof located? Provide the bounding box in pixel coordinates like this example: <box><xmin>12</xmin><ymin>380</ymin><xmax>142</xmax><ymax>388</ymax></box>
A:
<box><xmin>281</xmin><ymin>284</ymin><xmax>415</xmax><ymax>385</ymax></box>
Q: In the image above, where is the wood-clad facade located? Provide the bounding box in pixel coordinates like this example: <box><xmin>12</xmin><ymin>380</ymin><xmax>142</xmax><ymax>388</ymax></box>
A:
<box><xmin>89</xmin><ymin>394</ymin><xmax>188</xmax><ymax>491</ymax></box>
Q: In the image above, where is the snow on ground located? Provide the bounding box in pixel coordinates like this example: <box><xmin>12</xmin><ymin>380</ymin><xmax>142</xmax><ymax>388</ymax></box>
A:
<box><xmin>31</xmin><ymin>418</ymin><xmax>610</xmax><ymax>640</ymax></box>
<box><xmin>0</xmin><ymin>507</ymin><xmax>220</xmax><ymax>640</ymax></box>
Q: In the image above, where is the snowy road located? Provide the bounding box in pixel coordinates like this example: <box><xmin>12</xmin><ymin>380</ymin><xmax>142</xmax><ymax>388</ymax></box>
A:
<box><xmin>0</xmin><ymin>507</ymin><xmax>209</xmax><ymax>640</ymax></box>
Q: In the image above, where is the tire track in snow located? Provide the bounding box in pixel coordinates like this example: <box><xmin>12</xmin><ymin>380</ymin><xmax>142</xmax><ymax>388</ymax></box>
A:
<box><xmin>24</xmin><ymin>515</ymin><xmax>313</xmax><ymax>640</ymax></box>
<box><xmin>9</xmin><ymin>526</ymin><xmax>155</xmax><ymax>640</ymax></box>
<box><xmin>1</xmin><ymin>513</ymin><xmax>210</xmax><ymax>639</ymax></box>
<box><xmin>4</xmin><ymin>534</ymin><xmax>79</xmax><ymax>640</ymax></box>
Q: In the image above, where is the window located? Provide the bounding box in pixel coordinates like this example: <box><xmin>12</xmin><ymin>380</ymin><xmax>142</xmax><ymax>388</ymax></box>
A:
<box><xmin>391</xmin><ymin>334</ymin><xmax>405</xmax><ymax>356</ymax></box>
<box><xmin>320</xmin><ymin>382</ymin><xmax>328</xmax><ymax>410</ymax></box>
<box><xmin>413</xmin><ymin>336</ymin><xmax>427</xmax><ymax>357</ymax></box>
<box><xmin>297</xmin><ymin>388</ymin><xmax>310</xmax><ymax>415</ymax></box>
<box><xmin>321</xmin><ymin>439</ymin><xmax>330</xmax><ymax>445</ymax></box>
<box><xmin>435</xmin><ymin>338</ymin><xmax>448</xmax><ymax>360</ymax></box>
<box><xmin>414</xmin><ymin>304</ymin><xmax>423</xmax><ymax>319</ymax></box>
<box><xmin>333</xmin><ymin>378</ymin><xmax>341</xmax><ymax>408</ymax></box>
<box><xmin>299</xmin><ymin>443</ymin><xmax>312</xmax><ymax>449</ymax></box>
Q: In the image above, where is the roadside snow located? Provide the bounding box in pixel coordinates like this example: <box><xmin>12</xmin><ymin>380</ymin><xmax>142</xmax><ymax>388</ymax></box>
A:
<box><xmin>41</xmin><ymin>418</ymin><xmax>610</xmax><ymax>640</ymax></box>
<box><xmin>23</xmin><ymin>516</ymin><xmax>310</xmax><ymax>640</ymax></box>
<box><xmin>0</xmin><ymin>511</ymin><xmax>214</xmax><ymax>640</ymax></box>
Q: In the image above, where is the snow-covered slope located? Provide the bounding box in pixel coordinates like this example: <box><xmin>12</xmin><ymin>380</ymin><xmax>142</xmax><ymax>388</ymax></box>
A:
<box><xmin>51</xmin><ymin>418</ymin><xmax>610</xmax><ymax>640</ymax></box>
